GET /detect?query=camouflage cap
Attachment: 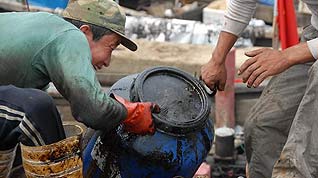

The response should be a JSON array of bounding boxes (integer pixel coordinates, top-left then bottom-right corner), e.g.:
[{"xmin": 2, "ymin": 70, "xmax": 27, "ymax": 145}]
[{"xmin": 63, "ymin": 0, "xmax": 137, "ymax": 51}]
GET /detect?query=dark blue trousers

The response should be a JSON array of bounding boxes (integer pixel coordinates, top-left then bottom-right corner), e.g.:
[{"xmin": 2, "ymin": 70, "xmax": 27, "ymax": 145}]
[{"xmin": 0, "ymin": 85, "xmax": 65, "ymax": 150}]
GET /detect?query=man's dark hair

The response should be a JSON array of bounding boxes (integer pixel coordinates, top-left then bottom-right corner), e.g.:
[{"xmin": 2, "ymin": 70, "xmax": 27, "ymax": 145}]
[{"xmin": 64, "ymin": 18, "xmax": 114, "ymax": 41}]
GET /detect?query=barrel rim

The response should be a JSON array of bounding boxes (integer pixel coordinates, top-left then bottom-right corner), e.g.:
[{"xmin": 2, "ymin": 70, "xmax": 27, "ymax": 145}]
[{"xmin": 131, "ymin": 66, "xmax": 211, "ymax": 135}]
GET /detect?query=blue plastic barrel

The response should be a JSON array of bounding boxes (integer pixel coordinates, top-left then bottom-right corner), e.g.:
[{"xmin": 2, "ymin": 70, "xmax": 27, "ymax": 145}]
[
  {"xmin": 83, "ymin": 67, "xmax": 215, "ymax": 178},
  {"xmin": 84, "ymin": 121, "xmax": 214, "ymax": 178},
  {"xmin": 28, "ymin": 0, "xmax": 69, "ymax": 9}
]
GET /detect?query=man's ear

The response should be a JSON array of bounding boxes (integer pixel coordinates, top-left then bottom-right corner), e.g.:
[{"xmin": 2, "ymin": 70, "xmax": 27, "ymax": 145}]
[{"xmin": 80, "ymin": 25, "xmax": 93, "ymax": 40}]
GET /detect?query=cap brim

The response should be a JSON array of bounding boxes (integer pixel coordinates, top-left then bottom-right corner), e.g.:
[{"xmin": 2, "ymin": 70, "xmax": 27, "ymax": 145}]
[
  {"xmin": 120, "ymin": 35, "xmax": 138, "ymax": 51},
  {"xmin": 113, "ymin": 30, "xmax": 137, "ymax": 51}
]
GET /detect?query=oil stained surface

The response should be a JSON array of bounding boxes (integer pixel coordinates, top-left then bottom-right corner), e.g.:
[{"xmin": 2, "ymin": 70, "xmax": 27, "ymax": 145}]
[{"xmin": 142, "ymin": 73, "xmax": 202, "ymax": 123}]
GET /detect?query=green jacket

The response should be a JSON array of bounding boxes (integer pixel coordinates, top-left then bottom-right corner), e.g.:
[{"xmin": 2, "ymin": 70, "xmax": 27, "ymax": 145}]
[{"xmin": 0, "ymin": 12, "xmax": 127, "ymax": 130}]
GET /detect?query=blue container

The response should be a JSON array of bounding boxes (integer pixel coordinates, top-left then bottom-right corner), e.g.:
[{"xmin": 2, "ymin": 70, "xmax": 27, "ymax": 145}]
[
  {"xmin": 28, "ymin": 0, "xmax": 69, "ymax": 9},
  {"xmin": 258, "ymin": 0, "xmax": 274, "ymax": 6},
  {"xmin": 83, "ymin": 67, "xmax": 215, "ymax": 178}
]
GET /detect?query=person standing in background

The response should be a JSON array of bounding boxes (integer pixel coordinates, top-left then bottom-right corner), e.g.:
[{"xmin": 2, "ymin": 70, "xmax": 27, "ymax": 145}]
[{"xmin": 201, "ymin": 0, "xmax": 318, "ymax": 177}]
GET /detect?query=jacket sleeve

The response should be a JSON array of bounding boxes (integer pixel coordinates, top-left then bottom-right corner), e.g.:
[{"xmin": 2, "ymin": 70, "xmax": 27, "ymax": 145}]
[
  {"xmin": 35, "ymin": 30, "xmax": 127, "ymax": 131},
  {"xmin": 223, "ymin": 0, "xmax": 258, "ymax": 36},
  {"xmin": 307, "ymin": 38, "xmax": 318, "ymax": 60}
]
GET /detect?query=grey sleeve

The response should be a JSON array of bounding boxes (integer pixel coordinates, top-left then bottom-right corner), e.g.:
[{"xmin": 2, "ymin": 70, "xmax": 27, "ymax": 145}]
[
  {"xmin": 307, "ymin": 38, "xmax": 318, "ymax": 59},
  {"xmin": 222, "ymin": 0, "xmax": 258, "ymax": 36}
]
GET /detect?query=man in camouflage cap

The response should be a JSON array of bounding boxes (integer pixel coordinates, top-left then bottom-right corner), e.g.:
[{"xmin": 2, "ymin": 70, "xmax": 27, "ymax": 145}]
[
  {"xmin": 0, "ymin": 0, "xmax": 157, "ymax": 176},
  {"xmin": 63, "ymin": 0, "xmax": 137, "ymax": 51}
]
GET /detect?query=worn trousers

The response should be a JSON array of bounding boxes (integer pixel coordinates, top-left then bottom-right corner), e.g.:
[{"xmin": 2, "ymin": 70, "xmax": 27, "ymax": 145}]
[
  {"xmin": 0, "ymin": 85, "xmax": 65, "ymax": 151},
  {"xmin": 244, "ymin": 25, "xmax": 318, "ymax": 178}
]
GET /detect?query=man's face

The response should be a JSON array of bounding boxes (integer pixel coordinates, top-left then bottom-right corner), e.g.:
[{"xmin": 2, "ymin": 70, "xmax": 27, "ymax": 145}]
[{"xmin": 86, "ymin": 32, "xmax": 121, "ymax": 70}]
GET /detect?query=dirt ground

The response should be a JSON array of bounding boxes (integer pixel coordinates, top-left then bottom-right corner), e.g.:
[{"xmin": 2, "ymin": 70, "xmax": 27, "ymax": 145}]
[{"xmin": 98, "ymin": 39, "xmax": 260, "ymax": 80}]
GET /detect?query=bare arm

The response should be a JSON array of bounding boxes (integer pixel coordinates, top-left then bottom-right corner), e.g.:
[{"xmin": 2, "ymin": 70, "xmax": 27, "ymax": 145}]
[
  {"xmin": 238, "ymin": 42, "xmax": 315, "ymax": 88},
  {"xmin": 212, "ymin": 31, "xmax": 238, "ymax": 64},
  {"xmin": 201, "ymin": 0, "xmax": 258, "ymax": 90},
  {"xmin": 201, "ymin": 31, "xmax": 237, "ymax": 90}
]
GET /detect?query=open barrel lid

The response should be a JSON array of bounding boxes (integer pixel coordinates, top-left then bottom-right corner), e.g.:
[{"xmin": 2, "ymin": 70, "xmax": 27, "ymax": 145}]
[{"xmin": 131, "ymin": 66, "xmax": 211, "ymax": 135}]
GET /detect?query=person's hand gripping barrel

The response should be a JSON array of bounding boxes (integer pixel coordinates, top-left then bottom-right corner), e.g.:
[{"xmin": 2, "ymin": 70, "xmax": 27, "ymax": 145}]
[{"xmin": 111, "ymin": 94, "xmax": 160, "ymax": 135}]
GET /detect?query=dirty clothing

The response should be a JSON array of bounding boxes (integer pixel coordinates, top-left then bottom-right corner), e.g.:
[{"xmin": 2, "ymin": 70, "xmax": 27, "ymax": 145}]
[
  {"xmin": 271, "ymin": 25, "xmax": 318, "ymax": 178},
  {"xmin": 244, "ymin": 25, "xmax": 318, "ymax": 178},
  {"xmin": 0, "ymin": 12, "xmax": 126, "ymax": 131},
  {"xmin": 0, "ymin": 85, "xmax": 65, "ymax": 150}
]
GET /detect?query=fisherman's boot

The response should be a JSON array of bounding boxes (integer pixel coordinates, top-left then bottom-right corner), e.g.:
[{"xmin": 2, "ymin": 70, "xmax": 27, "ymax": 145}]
[
  {"xmin": 20, "ymin": 124, "xmax": 83, "ymax": 178},
  {"xmin": 0, "ymin": 145, "xmax": 17, "ymax": 178}
]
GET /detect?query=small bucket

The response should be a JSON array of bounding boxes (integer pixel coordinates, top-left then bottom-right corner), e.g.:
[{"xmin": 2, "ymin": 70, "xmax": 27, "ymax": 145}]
[
  {"xmin": 0, "ymin": 145, "xmax": 17, "ymax": 178},
  {"xmin": 21, "ymin": 124, "xmax": 83, "ymax": 178},
  {"xmin": 215, "ymin": 127, "xmax": 235, "ymax": 158}
]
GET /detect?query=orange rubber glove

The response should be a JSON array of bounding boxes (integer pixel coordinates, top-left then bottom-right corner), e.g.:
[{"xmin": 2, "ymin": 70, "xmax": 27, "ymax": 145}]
[{"xmin": 112, "ymin": 94, "xmax": 160, "ymax": 135}]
